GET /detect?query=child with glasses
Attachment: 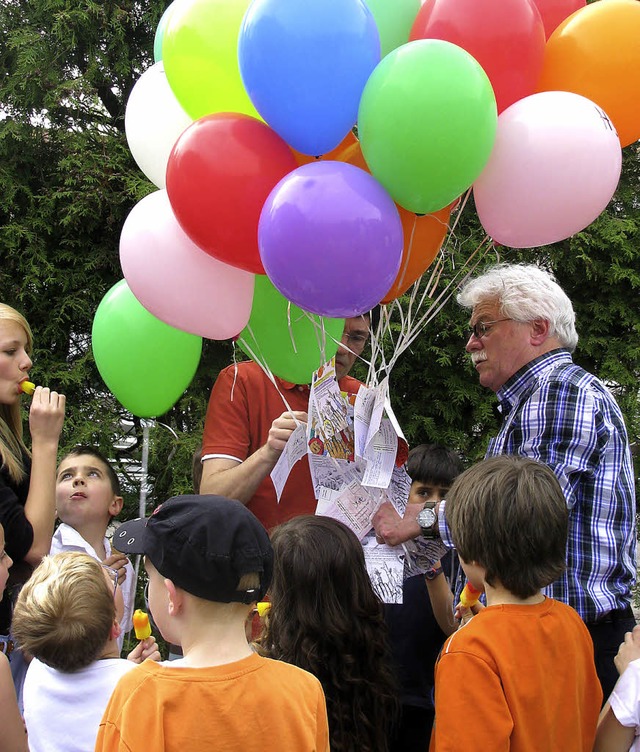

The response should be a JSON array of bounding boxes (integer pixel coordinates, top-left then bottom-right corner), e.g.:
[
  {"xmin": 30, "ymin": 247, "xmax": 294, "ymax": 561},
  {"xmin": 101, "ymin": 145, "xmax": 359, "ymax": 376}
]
[
  {"xmin": 11, "ymin": 552, "xmax": 160, "ymax": 752},
  {"xmin": 52, "ymin": 447, "xmax": 136, "ymax": 646}
]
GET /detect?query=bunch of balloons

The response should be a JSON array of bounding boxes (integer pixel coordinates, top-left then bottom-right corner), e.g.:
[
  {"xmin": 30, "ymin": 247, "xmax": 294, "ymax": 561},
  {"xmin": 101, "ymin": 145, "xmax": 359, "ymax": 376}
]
[{"xmin": 92, "ymin": 0, "xmax": 640, "ymax": 417}]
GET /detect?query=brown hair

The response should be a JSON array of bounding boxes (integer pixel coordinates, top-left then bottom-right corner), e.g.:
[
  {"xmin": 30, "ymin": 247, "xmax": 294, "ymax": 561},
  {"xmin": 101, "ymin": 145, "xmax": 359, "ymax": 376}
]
[
  {"xmin": 261, "ymin": 515, "xmax": 399, "ymax": 752},
  {"xmin": 12, "ymin": 552, "xmax": 115, "ymax": 672},
  {"xmin": 445, "ymin": 455, "xmax": 568, "ymax": 599}
]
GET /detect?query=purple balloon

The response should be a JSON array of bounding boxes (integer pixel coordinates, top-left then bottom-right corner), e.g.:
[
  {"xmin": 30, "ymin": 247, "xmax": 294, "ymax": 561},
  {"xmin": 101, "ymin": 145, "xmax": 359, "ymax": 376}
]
[{"xmin": 259, "ymin": 161, "xmax": 403, "ymax": 317}]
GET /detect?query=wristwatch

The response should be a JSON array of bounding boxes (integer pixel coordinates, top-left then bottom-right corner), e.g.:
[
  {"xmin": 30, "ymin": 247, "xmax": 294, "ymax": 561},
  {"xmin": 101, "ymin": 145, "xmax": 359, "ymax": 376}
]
[
  {"xmin": 425, "ymin": 565, "xmax": 443, "ymax": 581},
  {"xmin": 416, "ymin": 501, "xmax": 440, "ymax": 539}
]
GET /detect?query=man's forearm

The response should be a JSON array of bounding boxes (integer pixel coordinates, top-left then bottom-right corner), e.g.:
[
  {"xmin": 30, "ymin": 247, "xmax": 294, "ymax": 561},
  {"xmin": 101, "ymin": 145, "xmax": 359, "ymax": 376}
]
[{"xmin": 199, "ymin": 445, "xmax": 279, "ymax": 504}]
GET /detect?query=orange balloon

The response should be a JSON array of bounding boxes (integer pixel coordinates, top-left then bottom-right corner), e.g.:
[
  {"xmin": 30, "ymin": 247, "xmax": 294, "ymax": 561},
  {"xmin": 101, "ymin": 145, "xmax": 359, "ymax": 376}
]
[
  {"xmin": 537, "ymin": 0, "xmax": 640, "ymax": 148},
  {"xmin": 291, "ymin": 131, "xmax": 358, "ymax": 166},
  {"xmin": 337, "ymin": 141, "xmax": 452, "ymax": 303},
  {"xmin": 381, "ymin": 206, "xmax": 451, "ymax": 303}
]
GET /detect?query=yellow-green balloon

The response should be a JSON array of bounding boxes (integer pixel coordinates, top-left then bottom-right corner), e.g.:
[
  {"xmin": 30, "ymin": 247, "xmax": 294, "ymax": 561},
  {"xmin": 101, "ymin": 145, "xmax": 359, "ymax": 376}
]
[
  {"xmin": 238, "ymin": 275, "xmax": 344, "ymax": 384},
  {"xmin": 92, "ymin": 280, "xmax": 202, "ymax": 418},
  {"xmin": 162, "ymin": 0, "xmax": 259, "ymax": 120},
  {"xmin": 358, "ymin": 39, "xmax": 498, "ymax": 214},
  {"xmin": 364, "ymin": 0, "xmax": 420, "ymax": 58}
]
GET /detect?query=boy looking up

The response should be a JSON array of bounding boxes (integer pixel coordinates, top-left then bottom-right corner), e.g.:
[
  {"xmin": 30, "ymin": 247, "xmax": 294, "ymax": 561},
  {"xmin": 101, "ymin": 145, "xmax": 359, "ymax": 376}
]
[
  {"xmin": 430, "ymin": 455, "xmax": 602, "ymax": 751},
  {"xmin": 11, "ymin": 552, "xmax": 159, "ymax": 752},
  {"xmin": 96, "ymin": 495, "xmax": 330, "ymax": 751},
  {"xmin": 52, "ymin": 447, "xmax": 135, "ymax": 639}
]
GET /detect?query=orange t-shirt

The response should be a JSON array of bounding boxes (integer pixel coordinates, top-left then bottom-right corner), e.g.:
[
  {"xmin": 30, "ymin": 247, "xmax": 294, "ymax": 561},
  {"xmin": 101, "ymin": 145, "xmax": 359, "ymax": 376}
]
[
  {"xmin": 202, "ymin": 361, "xmax": 362, "ymax": 531},
  {"xmin": 96, "ymin": 653, "xmax": 329, "ymax": 751},
  {"xmin": 430, "ymin": 597, "xmax": 602, "ymax": 751}
]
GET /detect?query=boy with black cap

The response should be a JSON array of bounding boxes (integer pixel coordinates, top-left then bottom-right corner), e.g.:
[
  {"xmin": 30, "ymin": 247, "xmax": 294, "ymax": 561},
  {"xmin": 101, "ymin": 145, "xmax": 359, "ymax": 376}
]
[{"xmin": 95, "ymin": 495, "xmax": 330, "ymax": 752}]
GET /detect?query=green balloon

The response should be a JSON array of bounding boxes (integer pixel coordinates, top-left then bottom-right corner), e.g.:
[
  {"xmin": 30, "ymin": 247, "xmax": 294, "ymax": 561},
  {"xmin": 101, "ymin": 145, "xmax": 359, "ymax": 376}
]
[
  {"xmin": 162, "ymin": 0, "xmax": 259, "ymax": 120},
  {"xmin": 154, "ymin": 2, "xmax": 176, "ymax": 63},
  {"xmin": 238, "ymin": 276, "xmax": 345, "ymax": 385},
  {"xmin": 364, "ymin": 0, "xmax": 420, "ymax": 58},
  {"xmin": 358, "ymin": 39, "xmax": 498, "ymax": 214},
  {"xmin": 92, "ymin": 281, "xmax": 202, "ymax": 418}
]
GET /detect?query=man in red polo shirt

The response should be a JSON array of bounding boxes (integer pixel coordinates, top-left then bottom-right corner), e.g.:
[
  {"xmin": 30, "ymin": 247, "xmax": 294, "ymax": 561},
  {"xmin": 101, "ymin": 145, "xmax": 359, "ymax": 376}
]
[{"xmin": 200, "ymin": 316, "xmax": 369, "ymax": 531}]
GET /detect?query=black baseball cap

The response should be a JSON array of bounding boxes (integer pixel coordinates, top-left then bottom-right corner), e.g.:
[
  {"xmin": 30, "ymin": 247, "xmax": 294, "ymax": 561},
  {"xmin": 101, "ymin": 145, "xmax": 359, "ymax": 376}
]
[{"xmin": 113, "ymin": 495, "xmax": 273, "ymax": 604}]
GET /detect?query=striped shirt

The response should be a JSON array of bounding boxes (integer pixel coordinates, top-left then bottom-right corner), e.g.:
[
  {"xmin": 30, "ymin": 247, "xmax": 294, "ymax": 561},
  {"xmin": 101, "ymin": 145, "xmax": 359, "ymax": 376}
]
[{"xmin": 441, "ymin": 349, "xmax": 636, "ymax": 622}]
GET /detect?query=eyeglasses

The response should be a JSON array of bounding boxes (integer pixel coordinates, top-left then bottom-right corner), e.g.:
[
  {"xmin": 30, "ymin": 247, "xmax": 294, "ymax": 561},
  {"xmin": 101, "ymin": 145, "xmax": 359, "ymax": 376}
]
[
  {"xmin": 341, "ymin": 332, "xmax": 369, "ymax": 352},
  {"xmin": 102, "ymin": 564, "xmax": 119, "ymax": 598},
  {"xmin": 468, "ymin": 318, "xmax": 513, "ymax": 339}
]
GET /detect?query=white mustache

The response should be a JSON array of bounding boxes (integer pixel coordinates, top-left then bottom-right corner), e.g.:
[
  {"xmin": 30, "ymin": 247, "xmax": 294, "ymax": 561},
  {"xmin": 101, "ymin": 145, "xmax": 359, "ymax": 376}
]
[{"xmin": 471, "ymin": 353, "xmax": 487, "ymax": 366}]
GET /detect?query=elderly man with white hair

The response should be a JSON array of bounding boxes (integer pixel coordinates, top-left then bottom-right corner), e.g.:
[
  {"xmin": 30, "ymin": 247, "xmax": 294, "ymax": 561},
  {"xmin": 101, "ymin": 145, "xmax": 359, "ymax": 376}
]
[{"xmin": 374, "ymin": 263, "xmax": 636, "ymax": 701}]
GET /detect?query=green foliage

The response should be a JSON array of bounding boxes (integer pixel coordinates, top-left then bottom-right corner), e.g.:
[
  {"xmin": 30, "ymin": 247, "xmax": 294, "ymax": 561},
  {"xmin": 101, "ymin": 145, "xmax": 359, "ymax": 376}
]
[{"xmin": 0, "ymin": 1, "xmax": 229, "ymax": 527}]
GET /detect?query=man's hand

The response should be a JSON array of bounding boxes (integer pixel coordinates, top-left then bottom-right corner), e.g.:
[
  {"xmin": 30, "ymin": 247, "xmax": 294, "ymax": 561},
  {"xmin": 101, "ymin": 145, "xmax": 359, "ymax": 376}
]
[
  {"xmin": 615, "ymin": 623, "xmax": 640, "ymax": 676},
  {"xmin": 372, "ymin": 501, "xmax": 421, "ymax": 546},
  {"xmin": 265, "ymin": 410, "xmax": 307, "ymax": 458}
]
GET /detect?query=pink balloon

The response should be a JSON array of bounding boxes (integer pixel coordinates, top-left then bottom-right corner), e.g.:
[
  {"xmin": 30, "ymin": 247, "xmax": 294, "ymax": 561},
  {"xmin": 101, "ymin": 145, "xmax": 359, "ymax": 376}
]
[
  {"xmin": 120, "ymin": 191, "xmax": 255, "ymax": 339},
  {"xmin": 473, "ymin": 91, "xmax": 621, "ymax": 249},
  {"xmin": 532, "ymin": 0, "xmax": 585, "ymax": 38}
]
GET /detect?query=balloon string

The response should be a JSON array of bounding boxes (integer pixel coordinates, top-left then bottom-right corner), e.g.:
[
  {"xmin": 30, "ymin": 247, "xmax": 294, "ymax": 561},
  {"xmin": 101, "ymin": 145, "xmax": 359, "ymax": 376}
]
[
  {"xmin": 370, "ymin": 232, "xmax": 493, "ymax": 383},
  {"xmin": 286, "ymin": 302, "xmax": 298, "ymax": 354},
  {"xmin": 237, "ymin": 326, "xmax": 299, "ymax": 421},
  {"xmin": 396, "ymin": 213, "xmax": 418, "ymax": 291}
]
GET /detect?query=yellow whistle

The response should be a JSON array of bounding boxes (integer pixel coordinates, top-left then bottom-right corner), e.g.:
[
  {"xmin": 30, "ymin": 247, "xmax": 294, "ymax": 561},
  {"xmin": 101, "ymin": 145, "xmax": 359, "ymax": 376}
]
[
  {"xmin": 132, "ymin": 609, "xmax": 152, "ymax": 640},
  {"xmin": 19, "ymin": 381, "xmax": 36, "ymax": 396},
  {"xmin": 256, "ymin": 602, "xmax": 271, "ymax": 617}
]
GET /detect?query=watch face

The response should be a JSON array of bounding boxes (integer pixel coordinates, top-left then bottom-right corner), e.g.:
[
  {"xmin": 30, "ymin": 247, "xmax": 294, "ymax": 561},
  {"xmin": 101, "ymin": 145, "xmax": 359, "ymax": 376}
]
[{"xmin": 417, "ymin": 507, "xmax": 437, "ymax": 529}]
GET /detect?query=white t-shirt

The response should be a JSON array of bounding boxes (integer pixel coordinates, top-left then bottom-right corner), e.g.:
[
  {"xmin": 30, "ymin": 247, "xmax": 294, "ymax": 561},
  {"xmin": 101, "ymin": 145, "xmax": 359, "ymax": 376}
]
[
  {"xmin": 23, "ymin": 657, "xmax": 136, "ymax": 752},
  {"xmin": 50, "ymin": 523, "xmax": 136, "ymax": 640},
  {"xmin": 610, "ymin": 658, "xmax": 640, "ymax": 751}
]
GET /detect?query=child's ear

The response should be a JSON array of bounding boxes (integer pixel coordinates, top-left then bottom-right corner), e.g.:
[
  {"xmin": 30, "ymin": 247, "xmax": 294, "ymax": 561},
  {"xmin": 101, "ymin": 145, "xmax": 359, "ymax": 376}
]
[
  {"xmin": 165, "ymin": 579, "xmax": 183, "ymax": 616},
  {"xmin": 109, "ymin": 495, "xmax": 124, "ymax": 517},
  {"xmin": 110, "ymin": 620, "xmax": 122, "ymax": 641}
]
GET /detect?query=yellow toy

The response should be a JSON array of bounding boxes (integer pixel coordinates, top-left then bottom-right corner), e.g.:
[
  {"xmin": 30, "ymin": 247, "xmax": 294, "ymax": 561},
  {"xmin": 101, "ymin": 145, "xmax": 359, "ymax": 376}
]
[
  {"xmin": 133, "ymin": 609, "xmax": 152, "ymax": 640},
  {"xmin": 19, "ymin": 381, "xmax": 36, "ymax": 396},
  {"xmin": 459, "ymin": 582, "xmax": 483, "ymax": 609}
]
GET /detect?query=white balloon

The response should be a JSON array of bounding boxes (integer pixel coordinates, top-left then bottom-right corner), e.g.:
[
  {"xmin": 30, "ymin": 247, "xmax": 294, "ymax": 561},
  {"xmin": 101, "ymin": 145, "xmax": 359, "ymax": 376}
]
[
  {"xmin": 120, "ymin": 190, "xmax": 255, "ymax": 340},
  {"xmin": 125, "ymin": 62, "xmax": 193, "ymax": 188}
]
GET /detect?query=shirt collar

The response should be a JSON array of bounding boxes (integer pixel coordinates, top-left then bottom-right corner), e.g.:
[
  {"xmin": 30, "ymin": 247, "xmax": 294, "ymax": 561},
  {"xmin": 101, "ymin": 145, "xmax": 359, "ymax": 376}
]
[
  {"xmin": 496, "ymin": 349, "xmax": 572, "ymax": 408},
  {"xmin": 277, "ymin": 377, "xmax": 310, "ymax": 393}
]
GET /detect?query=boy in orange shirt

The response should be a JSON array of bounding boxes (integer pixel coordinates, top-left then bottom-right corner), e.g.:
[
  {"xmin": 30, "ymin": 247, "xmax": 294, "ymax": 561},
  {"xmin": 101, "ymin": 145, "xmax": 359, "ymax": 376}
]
[
  {"xmin": 96, "ymin": 495, "xmax": 329, "ymax": 752},
  {"xmin": 431, "ymin": 455, "xmax": 602, "ymax": 751}
]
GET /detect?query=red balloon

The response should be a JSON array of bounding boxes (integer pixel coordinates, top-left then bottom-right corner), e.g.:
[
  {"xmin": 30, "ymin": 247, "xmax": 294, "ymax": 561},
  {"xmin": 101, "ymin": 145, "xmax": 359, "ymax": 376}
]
[
  {"xmin": 410, "ymin": 0, "xmax": 546, "ymax": 113},
  {"xmin": 532, "ymin": 0, "xmax": 585, "ymax": 39},
  {"xmin": 166, "ymin": 113, "xmax": 298, "ymax": 274}
]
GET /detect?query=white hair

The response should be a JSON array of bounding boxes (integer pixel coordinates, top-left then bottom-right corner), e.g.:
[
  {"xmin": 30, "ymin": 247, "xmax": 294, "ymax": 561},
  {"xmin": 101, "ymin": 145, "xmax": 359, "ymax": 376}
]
[{"xmin": 457, "ymin": 263, "xmax": 578, "ymax": 352}]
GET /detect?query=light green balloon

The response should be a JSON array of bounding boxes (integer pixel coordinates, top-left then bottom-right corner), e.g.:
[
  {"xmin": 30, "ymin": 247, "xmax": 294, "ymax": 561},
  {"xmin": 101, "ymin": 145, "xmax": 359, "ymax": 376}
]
[
  {"xmin": 162, "ymin": 0, "xmax": 259, "ymax": 120},
  {"xmin": 92, "ymin": 280, "xmax": 202, "ymax": 418},
  {"xmin": 364, "ymin": 0, "xmax": 420, "ymax": 58},
  {"xmin": 238, "ymin": 276, "xmax": 345, "ymax": 385},
  {"xmin": 358, "ymin": 39, "xmax": 498, "ymax": 214}
]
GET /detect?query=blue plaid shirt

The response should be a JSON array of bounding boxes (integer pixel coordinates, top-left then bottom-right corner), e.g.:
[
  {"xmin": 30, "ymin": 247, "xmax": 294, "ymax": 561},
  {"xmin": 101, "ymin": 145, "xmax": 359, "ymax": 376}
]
[{"xmin": 441, "ymin": 349, "xmax": 636, "ymax": 622}]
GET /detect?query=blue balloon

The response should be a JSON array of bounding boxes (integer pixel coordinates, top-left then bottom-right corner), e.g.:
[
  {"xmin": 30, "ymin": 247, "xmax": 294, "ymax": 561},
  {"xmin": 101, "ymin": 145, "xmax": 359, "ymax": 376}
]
[
  {"xmin": 154, "ymin": 2, "xmax": 176, "ymax": 63},
  {"xmin": 239, "ymin": 0, "xmax": 380, "ymax": 156}
]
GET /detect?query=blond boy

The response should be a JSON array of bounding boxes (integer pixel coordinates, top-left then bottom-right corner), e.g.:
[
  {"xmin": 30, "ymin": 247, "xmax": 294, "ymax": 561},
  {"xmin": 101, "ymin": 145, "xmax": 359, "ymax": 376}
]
[{"xmin": 12, "ymin": 552, "xmax": 159, "ymax": 752}]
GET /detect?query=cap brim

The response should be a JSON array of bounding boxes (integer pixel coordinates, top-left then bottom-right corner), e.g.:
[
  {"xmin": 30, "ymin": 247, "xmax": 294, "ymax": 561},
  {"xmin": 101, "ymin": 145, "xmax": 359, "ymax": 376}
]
[{"xmin": 112, "ymin": 517, "xmax": 149, "ymax": 556}]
